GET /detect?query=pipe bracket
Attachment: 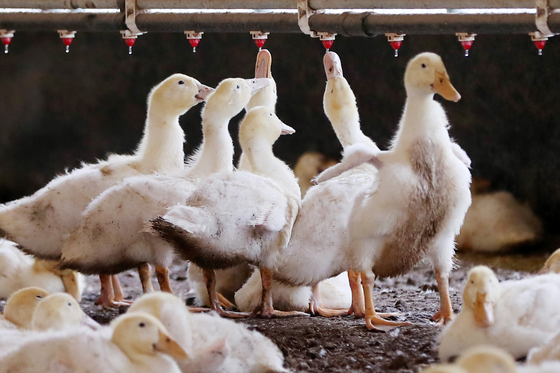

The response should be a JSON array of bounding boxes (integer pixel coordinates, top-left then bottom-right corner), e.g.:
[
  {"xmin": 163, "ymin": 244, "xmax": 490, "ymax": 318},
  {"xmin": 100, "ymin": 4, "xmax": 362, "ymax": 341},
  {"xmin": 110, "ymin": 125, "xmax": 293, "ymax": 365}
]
[{"xmin": 536, "ymin": 0, "xmax": 555, "ymax": 35}]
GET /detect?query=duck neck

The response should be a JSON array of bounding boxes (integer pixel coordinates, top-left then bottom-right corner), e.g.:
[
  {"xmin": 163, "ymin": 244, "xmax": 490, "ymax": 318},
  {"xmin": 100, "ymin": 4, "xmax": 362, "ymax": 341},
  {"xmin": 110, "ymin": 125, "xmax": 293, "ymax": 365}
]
[
  {"xmin": 135, "ymin": 109, "xmax": 185, "ymax": 174},
  {"xmin": 391, "ymin": 93, "xmax": 449, "ymax": 154},
  {"xmin": 187, "ymin": 114, "xmax": 234, "ymax": 179},
  {"xmin": 245, "ymin": 139, "xmax": 300, "ymax": 199}
]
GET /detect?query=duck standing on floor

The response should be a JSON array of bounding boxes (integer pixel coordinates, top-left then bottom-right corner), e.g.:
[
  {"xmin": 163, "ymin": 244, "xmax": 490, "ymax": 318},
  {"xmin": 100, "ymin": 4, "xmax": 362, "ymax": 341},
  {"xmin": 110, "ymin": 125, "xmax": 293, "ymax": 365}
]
[
  {"xmin": 58, "ymin": 77, "xmax": 268, "ymax": 306},
  {"xmin": 0, "ymin": 239, "xmax": 84, "ymax": 301},
  {"xmin": 150, "ymin": 105, "xmax": 299, "ymax": 318},
  {"xmin": 0, "ymin": 74, "xmax": 213, "ymax": 307},
  {"xmin": 280, "ymin": 52, "xmax": 470, "ymax": 330},
  {"xmin": 235, "ymin": 51, "xmax": 378, "ymax": 318},
  {"xmin": 187, "ymin": 50, "xmax": 276, "ymax": 309},
  {"xmin": 438, "ymin": 266, "xmax": 560, "ymax": 361},
  {"xmin": 128, "ymin": 292, "xmax": 289, "ymax": 373},
  {"xmin": 0, "ymin": 312, "xmax": 187, "ymax": 373}
]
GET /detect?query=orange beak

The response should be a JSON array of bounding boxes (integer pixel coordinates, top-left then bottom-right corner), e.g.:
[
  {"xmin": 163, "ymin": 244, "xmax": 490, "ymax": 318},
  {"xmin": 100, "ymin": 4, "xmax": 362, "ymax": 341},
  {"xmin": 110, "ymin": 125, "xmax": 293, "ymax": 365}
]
[
  {"xmin": 433, "ymin": 70, "xmax": 461, "ymax": 102},
  {"xmin": 473, "ymin": 292, "xmax": 494, "ymax": 327}
]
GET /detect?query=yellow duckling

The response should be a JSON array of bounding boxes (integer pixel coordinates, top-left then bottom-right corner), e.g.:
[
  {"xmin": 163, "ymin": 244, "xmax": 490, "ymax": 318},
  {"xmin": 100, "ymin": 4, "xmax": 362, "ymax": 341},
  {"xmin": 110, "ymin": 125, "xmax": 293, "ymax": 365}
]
[
  {"xmin": 439, "ymin": 266, "xmax": 560, "ymax": 361},
  {"xmin": 0, "ymin": 312, "xmax": 187, "ymax": 373},
  {"xmin": 1, "ymin": 287, "xmax": 50, "ymax": 329}
]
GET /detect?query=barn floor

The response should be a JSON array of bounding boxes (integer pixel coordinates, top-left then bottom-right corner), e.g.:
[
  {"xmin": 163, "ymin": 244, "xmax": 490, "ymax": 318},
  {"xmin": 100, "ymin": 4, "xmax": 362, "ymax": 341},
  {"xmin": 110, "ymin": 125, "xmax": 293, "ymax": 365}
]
[{"xmin": 70, "ymin": 248, "xmax": 551, "ymax": 373}]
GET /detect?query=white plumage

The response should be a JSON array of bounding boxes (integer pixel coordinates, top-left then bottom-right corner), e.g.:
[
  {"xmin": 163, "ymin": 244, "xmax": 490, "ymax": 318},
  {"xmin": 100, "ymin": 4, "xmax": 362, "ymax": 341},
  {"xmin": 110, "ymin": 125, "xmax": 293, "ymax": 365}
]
[
  {"xmin": 439, "ymin": 266, "xmax": 560, "ymax": 361},
  {"xmin": 128, "ymin": 292, "xmax": 288, "ymax": 373},
  {"xmin": 0, "ymin": 239, "xmax": 84, "ymax": 301},
  {"xmin": 58, "ymin": 77, "xmax": 268, "ymax": 302},
  {"xmin": 0, "ymin": 312, "xmax": 185, "ymax": 373}
]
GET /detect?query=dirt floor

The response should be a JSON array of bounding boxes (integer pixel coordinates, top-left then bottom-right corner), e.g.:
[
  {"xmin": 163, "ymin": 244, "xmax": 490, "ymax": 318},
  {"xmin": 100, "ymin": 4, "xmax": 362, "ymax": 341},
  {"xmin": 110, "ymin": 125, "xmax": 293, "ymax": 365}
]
[
  {"xmin": 71, "ymin": 249, "xmax": 549, "ymax": 373},
  {"xmin": 1, "ymin": 250, "xmax": 548, "ymax": 373}
]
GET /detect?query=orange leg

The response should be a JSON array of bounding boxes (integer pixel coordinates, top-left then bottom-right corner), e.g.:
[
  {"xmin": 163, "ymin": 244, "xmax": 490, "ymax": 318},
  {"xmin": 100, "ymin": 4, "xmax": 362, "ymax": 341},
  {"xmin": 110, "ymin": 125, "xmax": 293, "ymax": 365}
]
[
  {"xmin": 95, "ymin": 274, "xmax": 130, "ymax": 308},
  {"xmin": 138, "ymin": 263, "xmax": 154, "ymax": 293},
  {"xmin": 348, "ymin": 270, "xmax": 365, "ymax": 317},
  {"xmin": 432, "ymin": 269, "xmax": 453, "ymax": 325},
  {"xmin": 309, "ymin": 282, "xmax": 349, "ymax": 317},
  {"xmin": 203, "ymin": 269, "xmax": 249, "ymax": 318},
  {"xmin": 362, "ymin": 270, "xmax": 410, "ymax": 331},
  {"xmin": 155, "ymin": 266, "xmax": 174, "ymax": 293},
  {"xmin": 252, "ymin": 267, "xmax": 308, "ymax": 318},
  {"xmin": 111, "ymin": 275, "xmax": 132, "ymax": 304}
]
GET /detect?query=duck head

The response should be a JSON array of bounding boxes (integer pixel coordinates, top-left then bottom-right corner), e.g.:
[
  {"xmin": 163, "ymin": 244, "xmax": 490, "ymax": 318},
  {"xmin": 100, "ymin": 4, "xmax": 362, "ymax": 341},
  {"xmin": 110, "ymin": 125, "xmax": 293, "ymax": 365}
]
[
  {"xmin": 323, "ymin": 51, "xmax": 358, "ymax": 120},
  {"xmin": 539, "ymin": 248, "xmax": 560, "ymax": 274},
  {"xmin": 202, "ymin": 77, "xmax": 270, "ymax": 121},
  {"xmin": 111, "ymin": 312, "xmax": 188, "ymax": 362},
  {"xmin": 128, "ymin": 291, "xmax": 187, "ymax": 321},
  {"xmin": 463, "ymin": 266, "xmax": 501, "ymax": 328},
  {"xmin": 404, "ymin": 52, "xmax": 461, "ymax": 102},
  {"xmin": 149, "ymin": 73, "xmax": 214, "ymax": 117},
  {"xmin": 31, "ymin": 293, "xmax": 99, "ymax": 331},
  {"xmin": 3, "ymin": 287, "xmax": 51, "ymax": 328},
  {"xmin": 456, "ymin": 346, "xmax": 517, "ymax": 373},
  {"xmin": 239, "ymin": 106, "xmax": 295, "ymax": 151},
  {"xmin": 421, "ymin": 365, "xmax": 467, "ymax": 373},
  {"xmin": 246, "ymin": 49, "xmax": 277, "ymax": 111}
]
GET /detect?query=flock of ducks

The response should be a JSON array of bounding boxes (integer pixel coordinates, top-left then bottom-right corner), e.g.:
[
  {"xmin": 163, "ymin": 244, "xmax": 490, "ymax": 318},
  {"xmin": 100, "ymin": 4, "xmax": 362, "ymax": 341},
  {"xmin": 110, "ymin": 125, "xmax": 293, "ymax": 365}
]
[{"xmin": 0, "ymin": 47, "xmax": 558, "ymax": 372}]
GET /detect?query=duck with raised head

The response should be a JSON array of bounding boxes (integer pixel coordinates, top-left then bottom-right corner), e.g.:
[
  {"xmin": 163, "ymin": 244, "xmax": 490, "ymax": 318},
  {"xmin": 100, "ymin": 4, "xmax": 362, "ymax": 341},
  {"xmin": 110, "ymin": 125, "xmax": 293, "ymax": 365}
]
[
  {"xmin": 0, "ymin": 312, "xmax": 186, "ymax": 373},
  {"xmin": 188, "ymin": 50, "xmax": 276, "ymax": 309},
  {"xmin": 0, "ymin": 239, "xmax": 84, "ymax": 301},
  {"xmin": 234, "ymin": 51, "xmax": 378, "ymax": 318},
  {"xmin": 150, "ymin": 104, "xmax": 299, "ymax": 318},
  {"xmin": 58, "ymin": 77, "xmax": 268, "ymax": 307},
  {"xmin": 128, "ymin": 292, "xmax": 289, "ymax": 373},
  {"xmin": 278, "ymin": 52, "xmax": 470, "ymax": 331},
  {"xmin": 0, "ymin": 74, "xmax": 213, "ymax": 308},
  {"xmin": 439, "ymin": 266, "xmax": 560, "ymax": 361}
]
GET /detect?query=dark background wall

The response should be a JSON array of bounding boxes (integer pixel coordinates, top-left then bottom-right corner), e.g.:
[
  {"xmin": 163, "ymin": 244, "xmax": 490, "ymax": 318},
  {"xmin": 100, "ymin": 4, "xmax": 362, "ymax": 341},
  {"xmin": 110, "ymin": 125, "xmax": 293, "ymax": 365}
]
[{"xmin": 0, "ymin": 31, "xmax": 559, "ymax": 236}]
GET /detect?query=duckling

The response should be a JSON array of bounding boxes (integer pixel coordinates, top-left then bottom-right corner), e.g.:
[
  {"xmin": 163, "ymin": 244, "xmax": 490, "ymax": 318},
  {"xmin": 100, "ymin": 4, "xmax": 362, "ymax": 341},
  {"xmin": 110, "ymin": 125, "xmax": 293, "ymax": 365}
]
[
  {"xmin": 58, "ymin": 78, "xmax": 269, "ymax": 307},
  {"xmin": 30, "ymin": 293, "xmax": 99, "ymax": 331},
  {"xmin": 293, "ymin": 151, "xmax": 338, "ymax": 197},
  {"xmin": 0, "ymin": 74, "xmax": 213, "ymax": 307},
  {"xmin": 538, "ymin": 248, "xmax": 560, "ymax": 274},
  {"xmin": 0, "ymin": 238, "xmax": 84, "ymax": 301},
  {"xmin": 1, "ymin": 287, "xmax": 51, "ymax": 329},
  {"xmin": 150, "ymin": 105, "xmax": 299, "ymax": 318},
  {"xmin": 456, "ymin": 178, "xmax": 543, "ymax": 252},
  {"xmin": 0, "ymin": 312, "xmax": 186, "ymax": 373},
  {"xmin": 439, "ymin": 266, "xmax": 560, "ymax": 362},
  {"xmin": 128, "ymin": 292, "xmax": 289, "ymax": 373},
  {"xmin": 314, "ymin": 52, "xmax": 470, "ymax": 329},
  {"xmin": 188, "ymin": 49, "xmax": 276, "ymax": 309}
]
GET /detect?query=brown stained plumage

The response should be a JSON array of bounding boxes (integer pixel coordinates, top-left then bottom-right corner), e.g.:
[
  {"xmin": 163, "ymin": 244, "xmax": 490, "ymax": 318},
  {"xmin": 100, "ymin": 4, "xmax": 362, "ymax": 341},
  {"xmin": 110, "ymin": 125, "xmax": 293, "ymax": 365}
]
[
  {"xmin": 60, "ymin": 258, "xmax": 146, "ymax": 275},
  {"xmin": 150, "ymin": 217, "xmax": 248, "ymax": 270},
  {"xmin": 18, "ymin": 244, "xmax": 62, "ymax": 261},
  {"xmin": 99, "ymin": 165, "xmax": 113, "ymax": 176},
  {"xmin": 30, "ymin": 202, "xmax": 53, "ymax": 223},
  {"xmin": 372, "ymin": 139, "xmax": 452, "ymax": 279}
]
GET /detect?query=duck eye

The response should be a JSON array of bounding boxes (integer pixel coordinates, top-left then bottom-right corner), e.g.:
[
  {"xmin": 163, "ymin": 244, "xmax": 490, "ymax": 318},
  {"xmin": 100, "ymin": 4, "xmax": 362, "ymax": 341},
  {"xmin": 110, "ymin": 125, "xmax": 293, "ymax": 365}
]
[
  {"xmin": 36, "ymin": 295, "xmax": 42, "ymax": 299},
  {"xmin": 178, "ymin": 81, "xmax": 185, "ymax": 85},
  {"xmin": 139, "ymin": 322, "xmax": 145, "ymax": 328},
  {"xmin": 236, "ymin": 85, "xmax": 240, "ymax": 89},
  {"xmin": 439, "ymin": 78, "xmax": 444, "ymax": 83},
  {"xmin": 421, "ymin": 63, "xmax": 427, "ymax": 68},
  {"xmin": 68, "ymin": 302, "xmax": 72, "ymax": 306},
  {"xmin": 269, "ymin": 113, "xmax": 273, "ymax": 117},
  {"xmin": 470, "ymin": 280, "xmax": 474, "ymax": 284}
]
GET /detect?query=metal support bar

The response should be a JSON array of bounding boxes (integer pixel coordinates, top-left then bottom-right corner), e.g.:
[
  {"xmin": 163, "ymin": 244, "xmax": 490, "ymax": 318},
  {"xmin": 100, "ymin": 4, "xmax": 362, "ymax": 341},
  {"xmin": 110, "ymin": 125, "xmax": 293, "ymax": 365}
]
[
  {"xmin": 0, "ymin": 0, "xmax": 120, "ymax": 9},
  {"xmin": 308, "ymin": 0, "xmax": 560, "ymax": 9},
  {"xmin": 0, "ymin": 13, "xmax": 124, "ymax": 31}
]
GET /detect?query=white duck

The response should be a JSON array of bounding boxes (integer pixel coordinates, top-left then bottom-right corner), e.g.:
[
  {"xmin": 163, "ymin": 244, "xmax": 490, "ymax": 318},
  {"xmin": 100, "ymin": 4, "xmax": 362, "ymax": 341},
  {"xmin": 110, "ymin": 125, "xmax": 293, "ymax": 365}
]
[
  {"xmin": 456, "ymin": 178, "xmax": 543, "ymax": 252},
  {"xmin": 0, "ymin": 238, "xmax": 84, "ymax": 301},
  {"xmin": 426, "ymin": 345, "xmax": 560, "ymax": 373},
  {"xmin": 150, "ymin": 105, "xmax": 299, "ymax": 317},
  {"xmin": 187, "ymin": 49, "xmax": 276, "ymax": 309},
  {"xmin": 0, "ymin": 312, "xmax": 187, "ymax": 373},
  {"xmin": 233, "ymin": 51, "xmax": 371, "ymax": 317},
  {"xmin": 528, "ymin": 329, "xmax": 560, "ymax": 366},
  {"xmin": 438, "ymin": 266, "xmax": 560, "ymax": 361},
  {"xmin": 0, "ymin": 74, "xmax": 213, "ymax": 307},
  {"xmin": 314, "ymin": 52, "xmax": 470, "ymax": 329},
  {"xmin": 58, "ymin": 77, "xmax": 268, "ymax": 307},
  {"xmin": 128, "ymin": 292, "xmax": 289, "ymax": 373}
]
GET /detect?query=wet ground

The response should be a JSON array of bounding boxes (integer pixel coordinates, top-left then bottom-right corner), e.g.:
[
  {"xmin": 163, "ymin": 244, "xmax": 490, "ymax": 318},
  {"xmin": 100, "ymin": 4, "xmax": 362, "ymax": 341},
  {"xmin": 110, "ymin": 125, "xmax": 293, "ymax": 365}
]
[{"xmin": 65, "ymin": 247, "xmax": 551, "ymax": 373}]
